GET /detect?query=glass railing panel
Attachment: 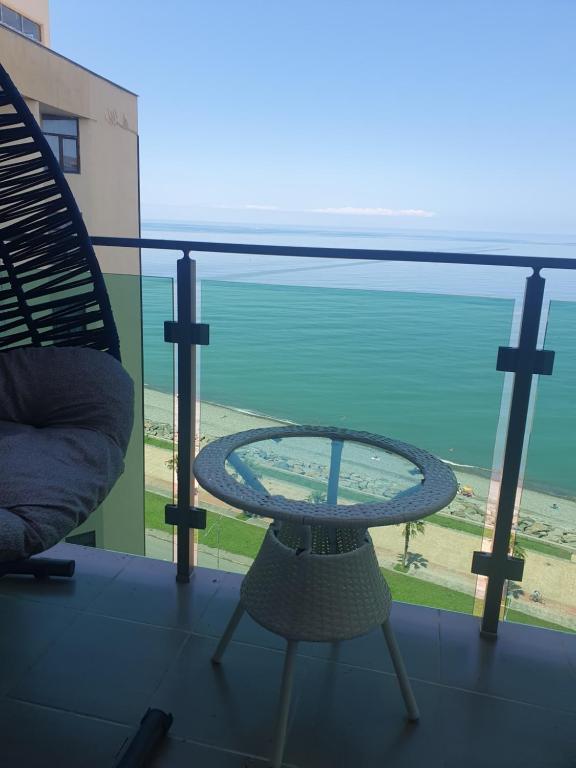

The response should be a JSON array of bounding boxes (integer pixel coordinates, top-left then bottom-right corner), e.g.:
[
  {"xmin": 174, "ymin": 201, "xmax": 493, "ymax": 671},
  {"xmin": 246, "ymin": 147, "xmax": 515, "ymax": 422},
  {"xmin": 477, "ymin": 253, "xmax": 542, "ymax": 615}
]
[
  {"xmin": 505, "ymin": 296, "xmax": 576, "ymax": 633},
  {"xmin": 197, "ymin": 272, "xmax": 518, "ymax": 612},
  {"xmin": 64, "ymin": 273, "xmax": 176, "ymax": 561},
  {"xmin": 63, "ymin": 273, "xmax": 146, "ymax": 556},
  {"xmin": 142, "ymin": 275, "xmax": 176, "ymax": 561}
]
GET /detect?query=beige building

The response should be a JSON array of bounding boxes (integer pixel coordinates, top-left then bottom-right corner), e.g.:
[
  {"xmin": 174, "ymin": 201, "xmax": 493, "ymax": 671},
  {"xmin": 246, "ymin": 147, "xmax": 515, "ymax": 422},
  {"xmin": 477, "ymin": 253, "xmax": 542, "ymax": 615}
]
[{"xmin": 0, "ymin": 0, "xmax": 145, "ymax": 555}]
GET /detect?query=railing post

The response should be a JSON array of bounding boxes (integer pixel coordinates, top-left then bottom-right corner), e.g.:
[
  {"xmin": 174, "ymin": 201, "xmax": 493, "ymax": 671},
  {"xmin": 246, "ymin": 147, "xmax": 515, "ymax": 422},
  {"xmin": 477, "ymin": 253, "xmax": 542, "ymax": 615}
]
[
  {"xmin": 163, "ymin": 251, "xmax": 209, "ymax": 583},
  {"xmin": 472, "ymin": 269, "xmax": 554, "ymax": 636}
]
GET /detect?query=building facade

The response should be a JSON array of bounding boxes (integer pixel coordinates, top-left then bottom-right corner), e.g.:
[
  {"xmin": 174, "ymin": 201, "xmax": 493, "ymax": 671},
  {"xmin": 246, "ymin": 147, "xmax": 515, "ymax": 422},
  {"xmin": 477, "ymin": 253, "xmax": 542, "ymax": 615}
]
[{"xmin": 0, "ymin": 0, "xmax": 145, "ymax": 555}]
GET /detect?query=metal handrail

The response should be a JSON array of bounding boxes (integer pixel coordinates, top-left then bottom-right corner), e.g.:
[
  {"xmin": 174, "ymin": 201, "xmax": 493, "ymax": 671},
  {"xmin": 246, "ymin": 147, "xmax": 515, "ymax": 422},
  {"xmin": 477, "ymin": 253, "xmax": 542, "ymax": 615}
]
[
  {"xmin": 92, "ymin": 235, "xmax": 576, "ymax": 271},
  {"xmin": 93, "ymin": 233, "xmax": 576, "ymax": 635}
]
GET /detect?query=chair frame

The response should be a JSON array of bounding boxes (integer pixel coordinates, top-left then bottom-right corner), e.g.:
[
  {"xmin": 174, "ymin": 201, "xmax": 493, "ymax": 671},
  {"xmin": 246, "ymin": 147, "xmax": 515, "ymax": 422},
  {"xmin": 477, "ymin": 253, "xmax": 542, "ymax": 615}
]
[
  {"xmin": 0, "ymin": 62, "xmax": 120, "ymax": 358},
  {"xmin": 0, "ymin": 62, "xmax": 121, "ymax": 578}
]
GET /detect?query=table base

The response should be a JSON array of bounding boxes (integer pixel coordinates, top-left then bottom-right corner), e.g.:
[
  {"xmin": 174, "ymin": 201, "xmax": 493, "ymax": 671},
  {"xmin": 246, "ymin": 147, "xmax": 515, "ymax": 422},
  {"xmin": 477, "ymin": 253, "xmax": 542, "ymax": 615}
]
[{"xmin": 211, "ymin": 524, "xmax": 420, "ymax": 767}]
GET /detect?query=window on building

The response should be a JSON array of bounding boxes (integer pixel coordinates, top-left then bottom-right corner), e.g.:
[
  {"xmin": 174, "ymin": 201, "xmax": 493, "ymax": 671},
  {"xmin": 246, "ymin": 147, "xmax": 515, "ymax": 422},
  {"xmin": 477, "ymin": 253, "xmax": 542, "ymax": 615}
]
[
  {"xmin": 41, "ymin": 116, "xmax": 80, "ymax": 174},
  {"xmin": 0, "ymin": 3, "xmax": 41, "ymax": 41}
]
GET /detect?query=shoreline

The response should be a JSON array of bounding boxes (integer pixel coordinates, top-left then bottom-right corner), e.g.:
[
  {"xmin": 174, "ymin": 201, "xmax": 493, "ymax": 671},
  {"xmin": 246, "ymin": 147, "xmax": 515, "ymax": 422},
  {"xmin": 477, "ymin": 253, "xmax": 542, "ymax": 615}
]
[
  {"xmin": 144, "ymin": 387, "xmax": 576, "ymax": 498},
  {"xmin": 143, "ymin": 386, "xmax": 576, "ymax": 545}
]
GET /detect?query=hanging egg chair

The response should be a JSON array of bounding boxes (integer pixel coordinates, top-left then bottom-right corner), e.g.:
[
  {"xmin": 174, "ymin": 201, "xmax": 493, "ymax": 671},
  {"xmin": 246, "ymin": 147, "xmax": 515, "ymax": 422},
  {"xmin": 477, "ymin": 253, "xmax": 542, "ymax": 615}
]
[{"xmin": 0, "ymin": 62, "xmax": 134, "ymax": 569}]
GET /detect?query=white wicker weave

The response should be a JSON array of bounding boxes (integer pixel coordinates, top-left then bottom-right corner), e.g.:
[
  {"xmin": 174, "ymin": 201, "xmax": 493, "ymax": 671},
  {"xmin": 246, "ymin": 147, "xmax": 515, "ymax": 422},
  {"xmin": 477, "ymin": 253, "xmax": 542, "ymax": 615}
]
[
  {"xmin": 193, "ymin": 425, "xmax": 457, "ymax": 526},
  {"xmin": 199, "ymin": 426, "xmax": 456, "ymax": 767},
  {"xmin": 241, "ymin": 524, "xmax": 391, "ymax": 642},
  {"xmin": 212, "ymin": 518, "xmax": 420, "ymax": 768}
]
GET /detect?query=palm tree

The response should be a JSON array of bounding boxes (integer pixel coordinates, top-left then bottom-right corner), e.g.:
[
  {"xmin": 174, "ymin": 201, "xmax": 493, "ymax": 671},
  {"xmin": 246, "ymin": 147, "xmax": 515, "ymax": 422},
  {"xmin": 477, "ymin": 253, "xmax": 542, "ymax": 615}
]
[
  {"xmin": 165, "ymin": 454, "xmax": 178, "ymax": 472},
  {"xmin": 402, "ymin": 520, "xmax": 426, "ymax": 569},
  {"xmin": 512, "ymin": 538, "xmax": 526, "ymax": 561}
]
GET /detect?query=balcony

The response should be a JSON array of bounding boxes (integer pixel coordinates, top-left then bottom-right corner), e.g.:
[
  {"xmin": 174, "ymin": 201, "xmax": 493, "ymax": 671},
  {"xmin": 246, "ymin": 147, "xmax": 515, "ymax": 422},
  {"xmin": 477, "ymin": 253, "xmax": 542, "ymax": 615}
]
[
  {"xmin": 92, "ymin": 234, "xmax": 576, "ymax": 635},
  {"xmin": 2, "ymin": 234, "xmax": 576, "ymax": 765},
  {"xmin": 1, "ymin": 541, "xmax": 575, "ymax": 767}
]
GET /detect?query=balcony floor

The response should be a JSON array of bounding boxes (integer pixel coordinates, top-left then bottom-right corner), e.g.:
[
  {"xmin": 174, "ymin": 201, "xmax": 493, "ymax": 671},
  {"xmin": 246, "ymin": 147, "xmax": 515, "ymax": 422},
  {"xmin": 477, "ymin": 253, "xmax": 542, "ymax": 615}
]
[{"xmin": 0, "ymin": 543, "xmax": 575, "ymax": 767}]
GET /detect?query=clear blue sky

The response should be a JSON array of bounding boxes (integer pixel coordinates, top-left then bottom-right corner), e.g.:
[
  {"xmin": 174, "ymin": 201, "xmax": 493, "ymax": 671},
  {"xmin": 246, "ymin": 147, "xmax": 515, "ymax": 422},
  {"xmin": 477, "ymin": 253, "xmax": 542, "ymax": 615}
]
[{"xmin": 50, "ymin": 0, "xmax": 575, "ymax": 234}]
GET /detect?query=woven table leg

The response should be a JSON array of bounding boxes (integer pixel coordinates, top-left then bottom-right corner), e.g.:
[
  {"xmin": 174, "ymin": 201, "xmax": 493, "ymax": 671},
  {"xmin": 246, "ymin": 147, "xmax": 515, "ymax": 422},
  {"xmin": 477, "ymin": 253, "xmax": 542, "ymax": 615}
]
[
  {"xmin": 211, "ymin": 602, "xmax": 245, "ymax": 664},
  {"xmin": 271, "ymin": 640, "xmax": 298, "ymax": 768},
  {"xmin": 381, "ymin": 619, "xmax": 420, "ymax": 721}
]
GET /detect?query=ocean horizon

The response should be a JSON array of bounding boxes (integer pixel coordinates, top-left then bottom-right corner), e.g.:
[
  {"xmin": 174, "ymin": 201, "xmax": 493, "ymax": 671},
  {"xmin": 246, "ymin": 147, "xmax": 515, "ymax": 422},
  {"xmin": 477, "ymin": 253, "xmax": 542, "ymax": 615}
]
[{"xmin": 141, "ymin": 220, "xmax": 576, "ymax": 499}]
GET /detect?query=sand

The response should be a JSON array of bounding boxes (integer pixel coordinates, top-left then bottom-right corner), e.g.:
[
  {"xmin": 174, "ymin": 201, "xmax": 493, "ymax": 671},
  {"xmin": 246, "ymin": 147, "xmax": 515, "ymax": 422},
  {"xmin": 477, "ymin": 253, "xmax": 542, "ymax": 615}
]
[
  {"xmin": 144, "ymin": 386, "xmax": 576, "ymax": 629},
  {"xmin": 144, "ymin": 386, "xmax": 576, "ymax": 536}
]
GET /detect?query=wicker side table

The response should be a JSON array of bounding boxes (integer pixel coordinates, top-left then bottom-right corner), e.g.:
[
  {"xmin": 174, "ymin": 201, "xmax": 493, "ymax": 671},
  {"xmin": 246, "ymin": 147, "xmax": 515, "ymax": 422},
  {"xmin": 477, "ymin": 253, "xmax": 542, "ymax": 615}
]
[{"xmin": 194, "ymin": 426, "xmax": 457, "ymax": 767}]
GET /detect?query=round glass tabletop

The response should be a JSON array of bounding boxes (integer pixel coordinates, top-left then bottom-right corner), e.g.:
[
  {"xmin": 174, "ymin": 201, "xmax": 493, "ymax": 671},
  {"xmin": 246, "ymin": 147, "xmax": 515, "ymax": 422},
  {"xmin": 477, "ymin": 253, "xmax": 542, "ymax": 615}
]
[
  {"xmin": 226, "ymin": 436, "xmax": 423, "ymax": 505},
  {"xmin": 194, "ymin": 426, "xmax": 457, "ymax": 527}
]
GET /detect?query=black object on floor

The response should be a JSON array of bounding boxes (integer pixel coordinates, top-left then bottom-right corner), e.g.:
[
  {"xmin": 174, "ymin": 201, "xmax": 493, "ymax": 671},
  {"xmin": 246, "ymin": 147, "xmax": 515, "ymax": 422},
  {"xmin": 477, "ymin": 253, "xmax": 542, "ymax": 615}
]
[
  {"xmin": 0, "ymin": 557, "xmax": 75, "ymax": 579},
  {"xmin": 114, "ymin": 709, "xmax": 174, "ymax": 767}
]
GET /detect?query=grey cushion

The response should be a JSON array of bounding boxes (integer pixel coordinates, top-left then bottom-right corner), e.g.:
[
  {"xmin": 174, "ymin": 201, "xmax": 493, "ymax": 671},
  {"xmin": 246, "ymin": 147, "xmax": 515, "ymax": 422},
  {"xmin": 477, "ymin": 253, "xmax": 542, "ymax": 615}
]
[{"xmin": 0, "ymin": 347, "xmax": 134, "ymax": 561}]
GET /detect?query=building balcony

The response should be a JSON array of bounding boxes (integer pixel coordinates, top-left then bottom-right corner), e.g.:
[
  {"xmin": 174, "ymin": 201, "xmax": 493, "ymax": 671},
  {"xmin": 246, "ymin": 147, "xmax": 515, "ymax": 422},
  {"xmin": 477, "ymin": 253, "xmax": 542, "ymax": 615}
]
[
  {"xmin": 90, "ymin": 235, "xmax": 576, "ymax": 638},
  {"xmin": 2, "ymin": 234, "xmax": 575, "ymax": 765},
  {"xmin": 0, "ymin": 541, "xmax": 575, "ymax": 767}
]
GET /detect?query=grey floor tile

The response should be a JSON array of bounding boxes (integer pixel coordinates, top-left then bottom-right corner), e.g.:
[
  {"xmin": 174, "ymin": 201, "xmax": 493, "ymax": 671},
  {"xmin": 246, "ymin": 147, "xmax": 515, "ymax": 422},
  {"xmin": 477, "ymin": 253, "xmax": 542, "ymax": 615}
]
[
  {"xmin": 2, "ymin": 550, "xmax": 574, "ymax": 768},
  {"xmin": 10, "ymin": 612, "xmax": 188, "ymax": 724},
  {"xmin": 0, "ymin": 542, "xmax": 131, "ymax": 609},
  {"xmin": 286, "ymin": 656, "xmax": 443, "ymax": 768},
  {"xmin": 299, "ymin": 601, "xmax": 441, "ymax": 683},
  {"xmin": 150, "ymin": 633, "xmax": 310, "ymax": 760},
  {"xmin": 439, "ymin": 610, "xmax": 576, "ymax": 712},
  {"xmin": 87, "ymin": 555, "xmax": 224, "ymax": 629},
  {"xmin": 150, "ymin": 737, "xmax": 269, "ymax": 767},
  {"xmin": 0, "ymin": 594, "xmax": 79, "ymax": 695},
  {"xmin": 0, "ymin": 698, "xmax": 131, "ymax": 768},
  {"xmin": 198, "ymin": 576, "xmax": 440, "ymax": 685},
  {"xmin": 558, "ymin": 630, "xmax": 576, "ymax": 679},
  {"xmin": 196, "ymin": 572, "xmax": 336, "ymax": 663},
  {"xmin": 440, "ymin": 686, "xmax": 576, "ymax": 768},
  {"xmin": 194, "ymin": 572, "xmax": 287, "ymax": 651}
]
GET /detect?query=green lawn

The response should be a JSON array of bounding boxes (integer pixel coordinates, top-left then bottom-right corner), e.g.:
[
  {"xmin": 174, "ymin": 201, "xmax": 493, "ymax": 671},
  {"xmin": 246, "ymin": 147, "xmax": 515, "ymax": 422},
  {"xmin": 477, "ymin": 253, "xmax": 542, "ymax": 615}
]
[
  {"xmin": 145, "ymin": 490, "xmax": 172, "ymax": 533},
  {"xmin": 201, "ymin": 511, "xmax": 265, "ymax": 560},
  {"xmin": 428, "ymin": 512, "xmax": 572, "ymax": 561},
  {"xmin": 505, "ymin": 609, "xmax": 572, "ymax": 633},
  {"xmin": 511, "ymin": 533, "xmax": 571, "ymax": 560},
  {"xmin": 381, "ymin": 567, "xmax": 474, "ymax": 613},
  {"xmin": 145, "ymin": 435, "xmax": 175, "ymax": 450},
  {"xmin": 383, "ymin": 565, "xmax": 572, "ymax": 632},
  {"xmin": 145, "ymin": 490, "xmax": 265, "ymax": 559},
  {"xmin": 428, "ymin": 512, "xmax": 485, "ymax": 537},
  {"xmin": 144, "ymin": 490, "xmax": 573, "ymax": 634}
]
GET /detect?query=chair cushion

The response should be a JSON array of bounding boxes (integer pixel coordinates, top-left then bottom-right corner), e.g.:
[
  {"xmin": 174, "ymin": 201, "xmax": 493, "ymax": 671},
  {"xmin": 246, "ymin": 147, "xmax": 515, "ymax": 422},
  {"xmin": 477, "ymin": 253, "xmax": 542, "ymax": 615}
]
[
  {"xmin": 0, "ymin": 346, "xmax": 133, "ymax": 452},
  {"xmin": 0, "ymin": 347, "xmax": 134, "ymax": 561}
]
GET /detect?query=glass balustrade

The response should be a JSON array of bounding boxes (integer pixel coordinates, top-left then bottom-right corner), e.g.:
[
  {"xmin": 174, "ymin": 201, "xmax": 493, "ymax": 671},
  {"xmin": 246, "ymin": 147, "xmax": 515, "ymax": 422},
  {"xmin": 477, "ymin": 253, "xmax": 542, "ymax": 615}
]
[
  {"xmin": 141, "ymin": 275, "xmax": 176, "ymax": 561},
  {"xmin": 195, "ymin": 270, "xmax": 518, "ymax": 616},
  {"xmin": 84, "ymin": 238, "xmax": 576, "ymax": 636},
  {"xmin": 505, "ymin": 291, "xmax": 576, "ymax": 632}
]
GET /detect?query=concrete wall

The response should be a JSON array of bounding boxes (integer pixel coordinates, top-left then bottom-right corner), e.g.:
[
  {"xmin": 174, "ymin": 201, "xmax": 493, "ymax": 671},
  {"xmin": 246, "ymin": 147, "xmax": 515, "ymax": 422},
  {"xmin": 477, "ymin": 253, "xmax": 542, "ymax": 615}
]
[
  {"xmin": 0, "ymin": 23, "xmax": 145, "ymax": 555},
  {"xmin": 1, "ymin": 26, "xmax": 140, "ymax": 275},
  {"xmin": 2, "ymin": 0, "xmax": 50, "ymax": 45}
]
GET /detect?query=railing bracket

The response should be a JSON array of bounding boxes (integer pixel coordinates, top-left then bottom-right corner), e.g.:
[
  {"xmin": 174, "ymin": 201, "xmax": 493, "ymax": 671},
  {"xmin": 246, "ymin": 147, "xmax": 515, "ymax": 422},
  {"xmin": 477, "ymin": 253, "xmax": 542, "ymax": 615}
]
[
  {"xmin": 471, "ymin": 550, "xmax": 525, "ymax": 582},
  {"xmin": 164, "ymin": 321, "xmax": 209, "ymax": 346},
  {"xmin": 165, "ymin": 504, "xmax": 207, "ymax": 530},
  {"xmin": 496, "ymin": 346, "xmax": 554, "ymax": 375}
]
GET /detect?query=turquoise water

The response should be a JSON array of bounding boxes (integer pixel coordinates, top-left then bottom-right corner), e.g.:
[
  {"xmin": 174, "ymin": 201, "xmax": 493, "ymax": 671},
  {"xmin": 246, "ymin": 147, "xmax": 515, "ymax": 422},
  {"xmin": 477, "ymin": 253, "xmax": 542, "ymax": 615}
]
[
  {"xmin": 141, "ymin": 222, "xmax": 576, "ymax": 497},
  {"xmin": 142, "ymin": 276, "xmax": 174, "ymax": 395},
  {"xmin": 200, "ymin": 283, "xmax": 511, "ymax": 469}
]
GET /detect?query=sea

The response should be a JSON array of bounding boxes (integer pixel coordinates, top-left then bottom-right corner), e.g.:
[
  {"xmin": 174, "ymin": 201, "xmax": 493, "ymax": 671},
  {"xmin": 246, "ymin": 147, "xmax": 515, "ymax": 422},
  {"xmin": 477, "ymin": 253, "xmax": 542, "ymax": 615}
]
[{"xmin": 140, "ymin": 221, "xmax": 576, "ymax": 498}]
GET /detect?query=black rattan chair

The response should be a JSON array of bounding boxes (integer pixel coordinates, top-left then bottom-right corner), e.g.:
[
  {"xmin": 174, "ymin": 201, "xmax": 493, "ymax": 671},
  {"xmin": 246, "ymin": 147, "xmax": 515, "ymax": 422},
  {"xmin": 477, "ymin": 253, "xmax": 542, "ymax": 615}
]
[
  {"xmin": 0, "ymin": 63, "xmax": 174, "ymax": 766},
  {"xmin": 0, "ymin": 62, "xmax": 133, "ymax": 577},
  {"xmin": 0, "ymin": 63, "xmax": 119, "ymax": 357}
]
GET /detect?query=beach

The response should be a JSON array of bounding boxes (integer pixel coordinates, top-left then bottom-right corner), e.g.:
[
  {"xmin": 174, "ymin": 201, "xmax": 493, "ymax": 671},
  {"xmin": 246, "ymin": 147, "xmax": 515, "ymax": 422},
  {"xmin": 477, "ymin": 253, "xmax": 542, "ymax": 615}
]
[
  {"xmin": 144, "ymin": 386, "xmax": 576, "ymax": 541},
  {"xmin": 144, "ymin": 386, "xmax": 576, "ymax": 628}
]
